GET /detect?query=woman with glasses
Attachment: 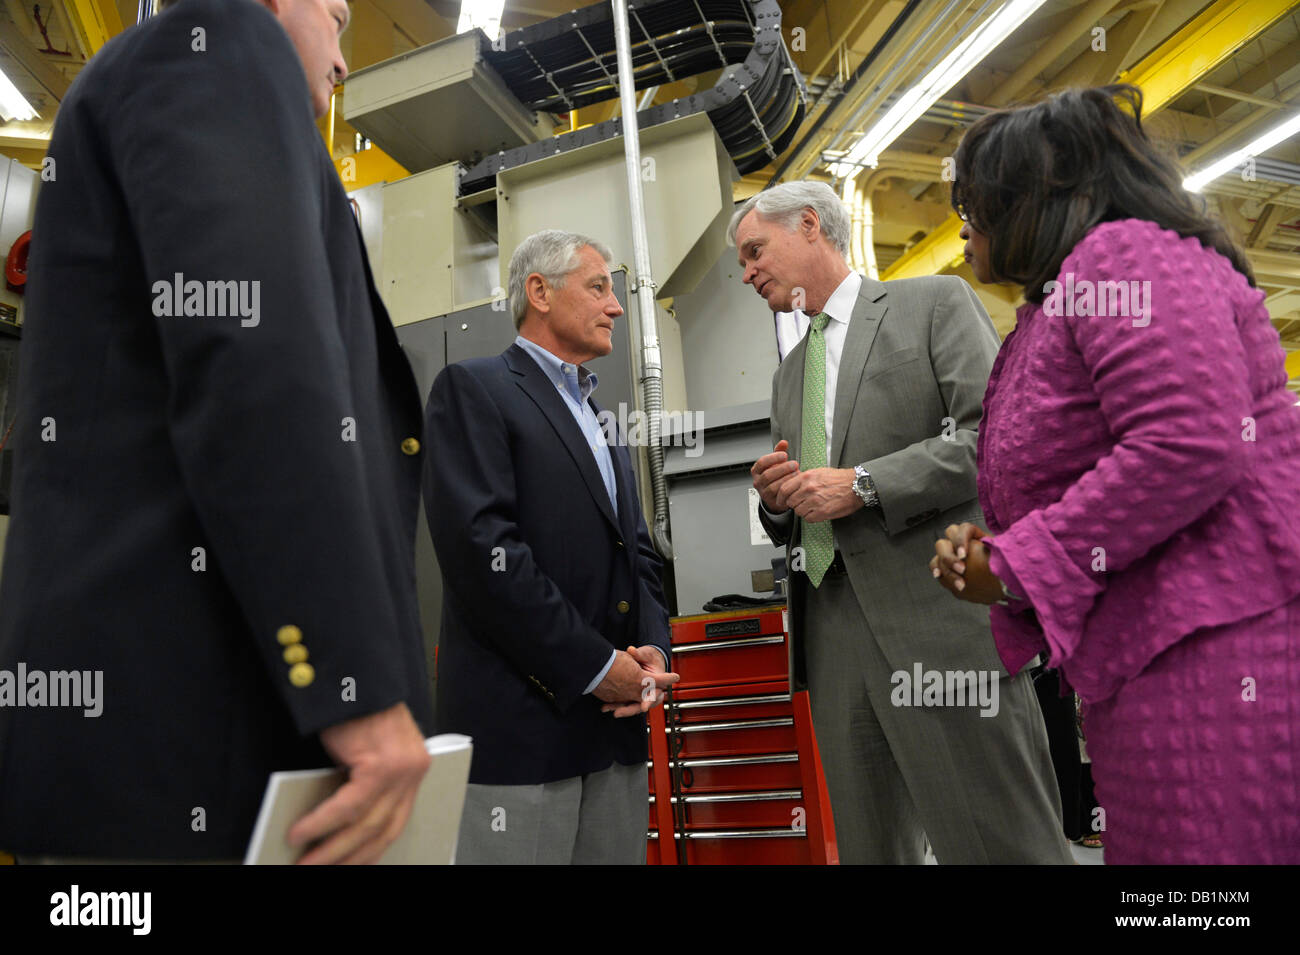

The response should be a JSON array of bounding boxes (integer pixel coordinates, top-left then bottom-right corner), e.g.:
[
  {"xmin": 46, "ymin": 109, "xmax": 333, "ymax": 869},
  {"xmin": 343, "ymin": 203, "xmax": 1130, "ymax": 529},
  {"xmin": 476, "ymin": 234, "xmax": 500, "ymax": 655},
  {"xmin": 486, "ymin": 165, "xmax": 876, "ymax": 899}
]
[{"xmin": 930, "ymin": 84, "xmax": 1300, "ymax": 864}]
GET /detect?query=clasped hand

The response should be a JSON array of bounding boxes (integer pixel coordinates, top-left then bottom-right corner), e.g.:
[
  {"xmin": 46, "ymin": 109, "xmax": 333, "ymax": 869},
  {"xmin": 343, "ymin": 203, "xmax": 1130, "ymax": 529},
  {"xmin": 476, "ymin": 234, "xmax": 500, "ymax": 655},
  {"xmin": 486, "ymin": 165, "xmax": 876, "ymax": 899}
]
[
  {"xmin": 594, "ymin": 645, "xmax": 679, "ymax": 718},
  {"xmin": 929, "ymin": 522, "xmax": 1005, "ymax": 605},
  {"xmin": 750, "ymin": 439, "xmax": 863, "ymax": 523}
]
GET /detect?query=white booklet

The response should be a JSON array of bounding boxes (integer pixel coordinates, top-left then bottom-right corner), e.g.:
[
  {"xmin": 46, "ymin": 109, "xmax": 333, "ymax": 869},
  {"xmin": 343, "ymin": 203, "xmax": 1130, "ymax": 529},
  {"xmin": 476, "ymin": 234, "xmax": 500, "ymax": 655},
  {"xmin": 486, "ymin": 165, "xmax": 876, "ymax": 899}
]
[{"xmin": 243, "ymin": 734, "xmax": 473, "ymax": 865}]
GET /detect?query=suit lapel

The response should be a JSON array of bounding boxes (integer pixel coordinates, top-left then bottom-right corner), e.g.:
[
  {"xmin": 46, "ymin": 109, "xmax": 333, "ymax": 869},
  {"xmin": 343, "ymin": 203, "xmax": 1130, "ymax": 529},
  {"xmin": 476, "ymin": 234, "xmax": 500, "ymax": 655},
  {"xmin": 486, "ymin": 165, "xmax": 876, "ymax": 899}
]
[
  {"xmin": 505, "ymin": 344, "xmax": 621, "ymax": 533},
  {"xmin": 610, "ymin": 435, "xmax": 640, "ymax": 563},
  {"xmin": 829, "ymin": 280, "xmax": 888, "ymax": 467},
  {"xmin": 780, "ymin": 336, "xmax": 808, "ymax": 463}
]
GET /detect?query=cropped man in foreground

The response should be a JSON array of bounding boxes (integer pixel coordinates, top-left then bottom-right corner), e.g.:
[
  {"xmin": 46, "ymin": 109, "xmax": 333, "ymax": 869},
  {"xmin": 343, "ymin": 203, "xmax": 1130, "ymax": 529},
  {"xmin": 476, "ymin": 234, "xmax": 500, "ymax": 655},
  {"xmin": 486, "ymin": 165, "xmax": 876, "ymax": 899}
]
[{"xmin": 0, "ymin": 0, "xmax": 433, "ymax": 863}]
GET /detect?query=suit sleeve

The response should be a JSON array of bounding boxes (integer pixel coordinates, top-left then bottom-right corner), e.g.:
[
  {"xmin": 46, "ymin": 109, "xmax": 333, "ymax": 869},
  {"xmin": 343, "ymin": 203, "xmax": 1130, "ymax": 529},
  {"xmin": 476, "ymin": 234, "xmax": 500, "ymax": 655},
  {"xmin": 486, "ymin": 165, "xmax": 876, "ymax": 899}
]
[
  {"xmin": 758, "ymin": 364, "xmax": 796, "ymax": 545},
  {"xmin": 106, "ymin": 6, "xmax": 411, "ymax": 734},
  {"xmin": 424, "ymin": 363, "xmax": 622, "ymax": 711},
  {"xmin": 984, "ymin": 227, "xmax": 1253, "ymax": 667},
  {"xmin": 862, "ymin": 277, "xmax": 999, "ymax": 535}
]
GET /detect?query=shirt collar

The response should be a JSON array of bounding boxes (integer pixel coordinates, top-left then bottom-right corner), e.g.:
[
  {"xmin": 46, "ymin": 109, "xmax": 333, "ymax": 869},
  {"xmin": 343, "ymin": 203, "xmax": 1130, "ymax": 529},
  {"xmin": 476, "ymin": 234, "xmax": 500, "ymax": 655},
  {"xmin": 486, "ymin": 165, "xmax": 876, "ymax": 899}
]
[
  {"xmin": 797, "ymin": 271, "xmax": 862, "ymax": 327},
  {"xmin": 514, "ymin": 335, "xmax": 599, "ymax": 400}
]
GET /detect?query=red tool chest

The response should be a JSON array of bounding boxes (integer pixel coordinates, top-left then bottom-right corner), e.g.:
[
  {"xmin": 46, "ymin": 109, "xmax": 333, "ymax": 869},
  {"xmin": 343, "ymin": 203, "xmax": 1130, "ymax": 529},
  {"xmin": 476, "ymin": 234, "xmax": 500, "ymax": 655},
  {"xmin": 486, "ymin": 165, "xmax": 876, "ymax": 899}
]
[{"xmin": 646, "ymin": 605, "xmax": 839, "ymax": 864}]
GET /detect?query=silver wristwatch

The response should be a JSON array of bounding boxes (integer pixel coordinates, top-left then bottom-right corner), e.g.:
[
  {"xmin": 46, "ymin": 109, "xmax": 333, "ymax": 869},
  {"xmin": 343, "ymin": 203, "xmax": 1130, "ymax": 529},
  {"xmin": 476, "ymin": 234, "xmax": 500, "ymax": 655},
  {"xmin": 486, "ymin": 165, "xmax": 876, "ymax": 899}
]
[{"xmin": 852, "ymin": 465, "xmax": 879, "ymax": 508}]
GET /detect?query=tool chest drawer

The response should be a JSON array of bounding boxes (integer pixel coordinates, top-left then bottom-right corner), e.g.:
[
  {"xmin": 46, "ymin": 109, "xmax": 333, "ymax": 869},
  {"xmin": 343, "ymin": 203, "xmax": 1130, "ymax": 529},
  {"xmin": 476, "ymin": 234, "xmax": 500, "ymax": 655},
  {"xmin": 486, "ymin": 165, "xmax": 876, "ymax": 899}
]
[
  {"xmin": 651, "ymin": 829, "xmax": 813, "ymax": 865},
  {"xmin": 650, "ymin": 789, "xmax": 805, "ymax": 829},
  {"xmin": 669, "ymin": 608, "xmax": 788, "ymax": 688},
  {"xmin": 648, "ymin": 606, "xmax": 838, "ymax": 864}
]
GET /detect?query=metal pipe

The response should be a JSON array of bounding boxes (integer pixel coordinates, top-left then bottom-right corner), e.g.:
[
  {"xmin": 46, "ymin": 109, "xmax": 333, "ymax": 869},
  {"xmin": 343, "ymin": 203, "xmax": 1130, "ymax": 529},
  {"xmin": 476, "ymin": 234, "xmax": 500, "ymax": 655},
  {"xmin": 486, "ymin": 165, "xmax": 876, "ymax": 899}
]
[
  {"xmin": 326, "ymin": 87, "xmax": 337, "ymax": 155},
  {"xmin": 823, "ymin": 0, "xmax": 993, "ymax": 162},
  {"xmin": 610, "ymin": 0, "xmax": 672, "ymax": 558},
  {"xmin": 767, "ymin": 0, "xmax": 926, "ymax": 186}
]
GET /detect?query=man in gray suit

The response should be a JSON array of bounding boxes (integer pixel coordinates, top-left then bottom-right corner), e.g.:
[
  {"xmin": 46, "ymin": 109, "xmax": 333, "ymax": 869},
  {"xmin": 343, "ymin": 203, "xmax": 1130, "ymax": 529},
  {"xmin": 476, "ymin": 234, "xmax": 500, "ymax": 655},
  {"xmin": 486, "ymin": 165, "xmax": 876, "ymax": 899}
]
[{"xmin": 735, "ymin": 181, "xmax": 1069, "ymax": 864}]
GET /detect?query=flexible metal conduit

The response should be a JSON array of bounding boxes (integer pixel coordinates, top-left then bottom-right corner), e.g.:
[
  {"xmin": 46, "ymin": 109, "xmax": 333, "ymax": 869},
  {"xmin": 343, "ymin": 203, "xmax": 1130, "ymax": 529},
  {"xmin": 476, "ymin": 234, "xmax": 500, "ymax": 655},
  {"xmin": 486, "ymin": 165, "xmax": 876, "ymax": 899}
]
[{"xmin": 611, "ymin": 0, "xmax": 672, "ymax": 558}]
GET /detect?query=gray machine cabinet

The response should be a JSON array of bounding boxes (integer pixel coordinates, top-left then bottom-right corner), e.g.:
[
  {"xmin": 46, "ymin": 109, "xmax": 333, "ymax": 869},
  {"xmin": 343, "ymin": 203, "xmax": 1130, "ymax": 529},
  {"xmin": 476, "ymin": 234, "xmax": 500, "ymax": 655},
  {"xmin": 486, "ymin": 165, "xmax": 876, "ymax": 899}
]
[{"xmin": 663, "ymin": 401, "xmax": 786, "ymax": 615}]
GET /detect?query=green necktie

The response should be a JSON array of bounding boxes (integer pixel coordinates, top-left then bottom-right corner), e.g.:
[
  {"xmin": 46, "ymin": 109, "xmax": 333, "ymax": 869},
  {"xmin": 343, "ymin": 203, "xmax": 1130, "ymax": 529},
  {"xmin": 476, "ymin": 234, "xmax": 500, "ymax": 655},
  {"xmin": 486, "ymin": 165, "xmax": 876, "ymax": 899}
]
[{"xmin": 801, "ymin": 312, "xmax": 833, "ymax": 587}]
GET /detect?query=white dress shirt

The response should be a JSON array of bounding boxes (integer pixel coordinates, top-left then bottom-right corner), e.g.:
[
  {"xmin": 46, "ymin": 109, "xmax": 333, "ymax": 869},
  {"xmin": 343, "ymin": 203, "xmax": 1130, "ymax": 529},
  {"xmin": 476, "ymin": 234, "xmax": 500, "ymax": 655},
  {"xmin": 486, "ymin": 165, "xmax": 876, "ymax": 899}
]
[{"xmin": 775, "ymin": 271, "xmax": 862, "ymax": 464}]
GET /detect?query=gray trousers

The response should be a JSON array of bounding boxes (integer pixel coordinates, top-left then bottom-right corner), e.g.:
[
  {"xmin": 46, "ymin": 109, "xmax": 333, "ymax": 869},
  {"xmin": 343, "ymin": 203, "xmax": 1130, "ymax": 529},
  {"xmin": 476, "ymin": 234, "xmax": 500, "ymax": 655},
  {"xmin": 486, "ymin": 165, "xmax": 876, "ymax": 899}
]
[
  {"xmin": 804, "ymin": 572, "xmax": 1072, "ymax": 864},
  {"xmin": 455, "ymin": 760, "xmax": 646, "ymax": 865}
]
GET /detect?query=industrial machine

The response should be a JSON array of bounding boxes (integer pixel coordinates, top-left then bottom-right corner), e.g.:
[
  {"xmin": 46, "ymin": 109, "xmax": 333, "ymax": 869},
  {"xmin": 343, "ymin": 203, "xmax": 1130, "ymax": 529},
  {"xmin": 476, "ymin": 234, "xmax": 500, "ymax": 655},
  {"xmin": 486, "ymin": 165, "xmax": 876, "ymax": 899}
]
[
  {"xmin": 345, "ymin": 0, "xmax": 809, "ymax": 633},
  {"xmin": 345, "ymin": 0, "xmax": 838, "ymax": 863}
]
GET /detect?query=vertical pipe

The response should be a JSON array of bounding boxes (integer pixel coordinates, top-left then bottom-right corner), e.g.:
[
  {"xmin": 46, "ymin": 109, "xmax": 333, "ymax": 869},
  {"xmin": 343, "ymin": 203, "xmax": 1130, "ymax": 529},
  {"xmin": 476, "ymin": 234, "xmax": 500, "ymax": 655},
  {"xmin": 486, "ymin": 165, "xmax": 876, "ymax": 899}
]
[
  {"xmin": 611, "ymin": 0, "xmax": 672, "ymax": 557},
  {"xmin": 842, "ymin": 176, "xmax": 861, "ymax": 272},
  {"xmin": 861, "ymin": 190, "xmax": 880, "ymax": 281},
  {"xmin": 326, "ymin": 88, "xmax": 337, "ymax": 156}
]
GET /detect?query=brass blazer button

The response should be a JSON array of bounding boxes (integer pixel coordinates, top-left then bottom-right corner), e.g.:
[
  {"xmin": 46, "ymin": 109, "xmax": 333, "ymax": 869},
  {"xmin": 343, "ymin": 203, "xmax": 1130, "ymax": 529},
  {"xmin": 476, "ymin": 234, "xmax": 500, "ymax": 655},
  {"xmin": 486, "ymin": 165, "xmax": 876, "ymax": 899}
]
[
  {"xmin": 617, "ymin": 600, "xmax": 630, "ymax": 614},
  {"xmin": 401, "ymin": 437, "xmax": 421, "ymax": 456},
  {"xmin": 283, "ymin": 644, "xmax": 309, "ymax": 665},
  {"xmin": 277, "ymin": 625, "xmax": 303, "ymax": 646},
  {"xmin": 289, "ymin": 662, "xmax": 315, "ymax": 687}
]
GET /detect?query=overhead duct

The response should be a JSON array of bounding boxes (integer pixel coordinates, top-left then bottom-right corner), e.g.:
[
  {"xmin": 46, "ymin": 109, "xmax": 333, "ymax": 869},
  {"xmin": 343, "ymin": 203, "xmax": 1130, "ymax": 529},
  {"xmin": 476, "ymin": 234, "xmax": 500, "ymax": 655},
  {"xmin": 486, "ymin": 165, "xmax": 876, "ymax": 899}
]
[
  {"xmin": 344, "ymin": 0, "xmax": 808, "ymax": 584},
  {"xmin": 461, "ymin": 0, "xmax": 805, "ymax": 194}
]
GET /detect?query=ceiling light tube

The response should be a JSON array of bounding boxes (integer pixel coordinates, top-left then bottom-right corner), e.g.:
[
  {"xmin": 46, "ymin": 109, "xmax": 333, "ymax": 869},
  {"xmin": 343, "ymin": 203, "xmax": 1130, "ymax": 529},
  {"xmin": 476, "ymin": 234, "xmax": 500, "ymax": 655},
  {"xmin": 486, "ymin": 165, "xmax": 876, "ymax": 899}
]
[
  {"xmin": 0, "ymin": 65, "xmax": 38, "ymax": 122},
  {"xmin": 1183, "ymin": 111, "xmax": 1300, "ymax": 192},
  {"xmin": 457, "ymin": 0, "xmax": 507, "ymax": 37},
  {"xmin": 831, "ymin": 0, "xmax": 1046, "ymax": 177}
]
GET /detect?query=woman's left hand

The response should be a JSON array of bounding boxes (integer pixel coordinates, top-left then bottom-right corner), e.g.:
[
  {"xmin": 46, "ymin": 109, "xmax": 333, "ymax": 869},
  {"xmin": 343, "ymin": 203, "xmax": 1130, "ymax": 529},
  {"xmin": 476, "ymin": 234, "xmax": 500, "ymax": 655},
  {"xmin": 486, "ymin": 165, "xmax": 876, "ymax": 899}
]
[{"xmin": 930, "ymin": 522, "xmax": 1003, "ymax": 604}]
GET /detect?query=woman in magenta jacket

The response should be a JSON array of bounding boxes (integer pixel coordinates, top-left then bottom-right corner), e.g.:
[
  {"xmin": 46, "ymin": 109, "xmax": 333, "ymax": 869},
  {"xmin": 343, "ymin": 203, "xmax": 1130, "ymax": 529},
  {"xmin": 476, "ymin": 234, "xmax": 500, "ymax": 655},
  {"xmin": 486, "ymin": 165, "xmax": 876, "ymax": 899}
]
[{"xmin": 931, "ymin": 84, "xmax": 1300, "ymax": 864}]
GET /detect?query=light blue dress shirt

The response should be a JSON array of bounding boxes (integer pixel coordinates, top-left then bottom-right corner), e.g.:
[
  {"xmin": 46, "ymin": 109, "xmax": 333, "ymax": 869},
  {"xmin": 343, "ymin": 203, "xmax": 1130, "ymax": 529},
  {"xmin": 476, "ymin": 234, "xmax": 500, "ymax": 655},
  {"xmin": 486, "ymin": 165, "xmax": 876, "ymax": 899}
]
[{"xmin": 514, "ymin": 336, "xmax": 622, "ymax": 694}]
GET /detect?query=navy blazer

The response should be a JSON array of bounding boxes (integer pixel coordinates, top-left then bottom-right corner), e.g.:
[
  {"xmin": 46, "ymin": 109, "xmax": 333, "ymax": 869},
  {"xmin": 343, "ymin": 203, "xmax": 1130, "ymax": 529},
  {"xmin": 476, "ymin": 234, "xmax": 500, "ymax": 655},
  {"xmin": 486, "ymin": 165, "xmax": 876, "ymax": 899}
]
[
  {"xmin": 0, "ymin": 0, "xmax": 432, "ymax": 858},
  {"xmin": 424, "ymin": 343, "xmax": 671, "ymax": 785}
]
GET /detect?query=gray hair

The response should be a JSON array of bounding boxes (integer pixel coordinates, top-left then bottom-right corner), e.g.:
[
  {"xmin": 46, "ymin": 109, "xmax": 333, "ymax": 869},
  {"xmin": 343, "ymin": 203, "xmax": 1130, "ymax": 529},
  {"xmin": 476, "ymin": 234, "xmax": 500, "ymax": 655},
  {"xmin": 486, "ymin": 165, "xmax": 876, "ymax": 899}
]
[
  {"xmin": 507, "ymin": 229, "xmax": 614, "ymax": 330},
  {"xmin": 726, "ymin": 180, "xmax": 851, "ymax": 258}
]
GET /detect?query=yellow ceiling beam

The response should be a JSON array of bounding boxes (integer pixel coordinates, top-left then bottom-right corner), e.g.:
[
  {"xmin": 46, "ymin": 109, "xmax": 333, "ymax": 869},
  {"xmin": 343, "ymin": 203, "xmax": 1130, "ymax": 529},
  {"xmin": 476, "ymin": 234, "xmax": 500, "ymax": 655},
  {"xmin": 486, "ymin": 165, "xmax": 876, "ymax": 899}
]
[
  {"xmin": 885, "ymin": 0, "xmax": 1300, "ymax": 281},
  {"xmin": 1117, "ymin": 0, "xmax": 1296, "ymax": 112},
  {"xmin": 1286, "ymin": 349, "xmax": 1300, "ymax": 381},
  {"xmin": 883, "ymin": 217, "xmax": 964, "ymax": 279},
  {"xmin": 65, "ymin": 0, "xmax": 125, "ymax": 57}
]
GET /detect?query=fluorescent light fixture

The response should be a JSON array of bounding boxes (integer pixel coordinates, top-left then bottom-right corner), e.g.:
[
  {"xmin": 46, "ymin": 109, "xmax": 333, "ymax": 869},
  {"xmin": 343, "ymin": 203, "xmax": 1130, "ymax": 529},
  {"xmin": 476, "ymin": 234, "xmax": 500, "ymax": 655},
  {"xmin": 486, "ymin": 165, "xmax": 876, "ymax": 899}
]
[
  {"xmin": 831, "ymin": 0, "xmax": 1046, "ymax": 177},
  {"xmin": 457, "ymin": 0, "xmax": 507, "ymax": 38},
  {"xmin": 1183, "ymin": 111, "xmax": 1300, "ymax": 192},
  {"xmin": 0, "ymin": 65, "xmax": 38, "ymax": 123}
]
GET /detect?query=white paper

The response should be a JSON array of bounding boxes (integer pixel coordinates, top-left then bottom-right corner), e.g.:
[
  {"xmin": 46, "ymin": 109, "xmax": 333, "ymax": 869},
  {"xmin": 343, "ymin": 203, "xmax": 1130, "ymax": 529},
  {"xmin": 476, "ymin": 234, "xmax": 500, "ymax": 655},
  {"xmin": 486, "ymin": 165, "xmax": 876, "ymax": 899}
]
[
  {"xmin": 749, "ymin": 487, "xmax": 773, "ymax": 546},
  {"xmin": 243, "ymin": 733, "xmax": 473, "ymax": 865}
]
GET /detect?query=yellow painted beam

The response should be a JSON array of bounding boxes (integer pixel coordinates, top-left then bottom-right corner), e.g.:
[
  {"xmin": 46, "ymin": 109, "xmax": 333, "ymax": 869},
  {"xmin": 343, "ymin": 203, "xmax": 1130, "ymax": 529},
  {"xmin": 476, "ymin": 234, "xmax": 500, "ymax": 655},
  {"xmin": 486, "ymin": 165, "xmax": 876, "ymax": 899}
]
[
  {"xmin": 882, "ymin": 217, "xmax": 963, "ymax": 280},
  {"xmin": 885, "ymin": 0, "xmax": 1300, "ymax": 280},
  {"xmin": 1118, "ymin": 0, "xmax": 1296, "ymax": 113},
  {"xmin": 1286, "ymin": 349, "xmax": 1300, "ymax": 382},
  {"xmin": 333, "ymin": 146, "xmax": 408, "ymax": 191},
  {"xmin": 66, "ymin": 0, "xmax": 125, "ymax": 57},
  {"xmin": 0, "ymin": 145, "xmax": 48, "ymax": 170}
]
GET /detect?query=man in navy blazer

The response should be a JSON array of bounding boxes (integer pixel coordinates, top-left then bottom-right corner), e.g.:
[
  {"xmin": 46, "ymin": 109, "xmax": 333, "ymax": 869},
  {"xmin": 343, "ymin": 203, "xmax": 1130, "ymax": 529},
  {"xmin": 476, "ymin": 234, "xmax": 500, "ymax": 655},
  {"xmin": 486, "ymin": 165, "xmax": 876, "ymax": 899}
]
[
  {"xmin": 0, "ymin": 0, "xmax": 432, "ymax": 863},
  {"xmin": 424, "ymin": 230, "xmax": 676, "ymax": 864}
]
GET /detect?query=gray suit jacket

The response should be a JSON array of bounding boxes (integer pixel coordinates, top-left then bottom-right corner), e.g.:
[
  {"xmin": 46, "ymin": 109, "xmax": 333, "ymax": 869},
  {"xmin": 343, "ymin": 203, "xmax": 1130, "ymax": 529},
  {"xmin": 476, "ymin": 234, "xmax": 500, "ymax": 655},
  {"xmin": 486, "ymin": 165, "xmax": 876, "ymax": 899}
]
[{"xmin": 759, "ymin": 274, "xmax": 1007, "ymax": 686}]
